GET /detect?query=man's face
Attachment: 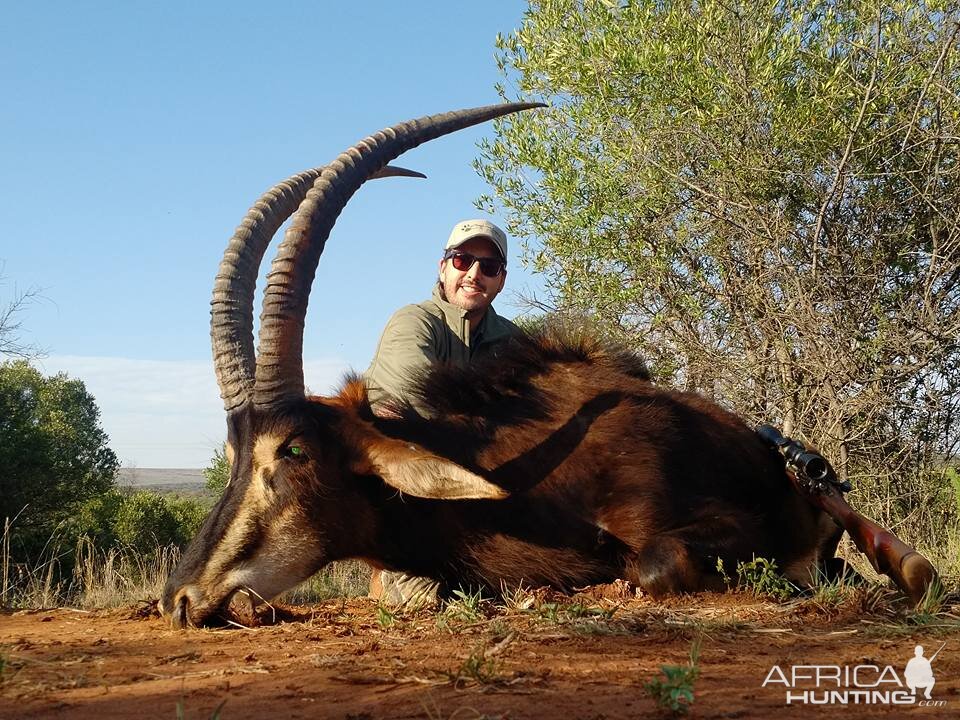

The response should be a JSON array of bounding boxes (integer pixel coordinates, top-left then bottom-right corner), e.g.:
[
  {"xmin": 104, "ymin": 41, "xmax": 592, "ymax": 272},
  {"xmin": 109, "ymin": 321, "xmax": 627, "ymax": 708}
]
[{"xmin": 439, "ymin": 236, "xmax": 507, "ymax": 316}]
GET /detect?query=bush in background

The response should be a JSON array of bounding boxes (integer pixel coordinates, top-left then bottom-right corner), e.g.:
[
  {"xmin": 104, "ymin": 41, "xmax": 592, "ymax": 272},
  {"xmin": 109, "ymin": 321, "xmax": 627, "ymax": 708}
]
[
  {"xmin": 203, "ymin": 443, "xmax": 230, "ymax": 495},
  {"xmin": 0, "ymin": 361, "xmax": 118, "ymax": 559},
  {"xmin": 112, "ymin": 492, "xmax": 183, "ymax": 554},
  {"xmin": 3, "ymin": 489, "xmax": 209, "ymax": 608}
]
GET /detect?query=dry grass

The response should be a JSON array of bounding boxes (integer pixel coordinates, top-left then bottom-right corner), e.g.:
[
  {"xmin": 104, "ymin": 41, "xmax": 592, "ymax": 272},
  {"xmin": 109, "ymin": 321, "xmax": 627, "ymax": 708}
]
[
  {"xmin": 72, "ymin": 539, "xmax": 181, "ymax": 609},
  {"xmin": 1, "ymin": 526, "xmax": 183, "ymax": 610},
  {"xmin": 2, "ymin": 519, "xmax": 73, "ymax": 609},
  {"xmin": 2, "ymin": 520, "xmax": 371, "ymax": 610},
  {"xmin": 279, "ymin": 560, "xmax": 372, "ymax": 604},
  {"xmin": 2, "ymin": 500, "xmax": 371, "ymax": 610},
  {"xmin": 2, "ymin": 505, "xmax": 957, "ymax": 617}
]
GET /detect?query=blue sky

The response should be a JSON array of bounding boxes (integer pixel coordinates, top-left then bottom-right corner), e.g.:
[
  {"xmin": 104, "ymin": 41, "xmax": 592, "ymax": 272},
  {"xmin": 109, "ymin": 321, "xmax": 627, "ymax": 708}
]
[{"xmin": 0, "ymin": 1, "xmax": 547, "ymax": 468}]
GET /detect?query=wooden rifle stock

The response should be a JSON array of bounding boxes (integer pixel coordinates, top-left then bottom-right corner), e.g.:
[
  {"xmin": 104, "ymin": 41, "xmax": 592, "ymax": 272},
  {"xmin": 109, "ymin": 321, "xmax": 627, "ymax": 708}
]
[
  {"xmin": 757, "ymin": 425, "xmax": 938, "ymax": 605},
  {"xmin": 785, "ymin": 470, "xmax": 938, "ymax": 605}
]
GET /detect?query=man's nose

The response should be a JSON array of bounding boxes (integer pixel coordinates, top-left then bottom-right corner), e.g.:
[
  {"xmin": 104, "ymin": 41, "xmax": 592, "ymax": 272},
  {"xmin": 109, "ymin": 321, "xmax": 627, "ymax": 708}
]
[{"xmin": 465, "ymin": 261, "xmax": 483, "ymax": 280}]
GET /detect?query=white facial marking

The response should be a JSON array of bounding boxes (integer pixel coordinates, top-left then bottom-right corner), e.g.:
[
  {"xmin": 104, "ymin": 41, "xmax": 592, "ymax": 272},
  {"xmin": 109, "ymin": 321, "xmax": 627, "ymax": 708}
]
[
  {"xmin": 197, "ymin": 432, "xmax": 287, "ymax": 588},
  {"xmin": 225, "ymin": 442, "xmax": 236, "ymax": 487},
  {"xmin": 252, "ymin": 432, "xmax": 287, "ymax": 500}
]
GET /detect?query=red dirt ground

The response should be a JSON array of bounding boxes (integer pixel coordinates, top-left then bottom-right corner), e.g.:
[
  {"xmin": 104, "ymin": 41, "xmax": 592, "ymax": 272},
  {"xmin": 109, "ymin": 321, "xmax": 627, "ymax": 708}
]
[{"xmin": 2, "ymin": 587, "xmax": 959, "ymax": 719}]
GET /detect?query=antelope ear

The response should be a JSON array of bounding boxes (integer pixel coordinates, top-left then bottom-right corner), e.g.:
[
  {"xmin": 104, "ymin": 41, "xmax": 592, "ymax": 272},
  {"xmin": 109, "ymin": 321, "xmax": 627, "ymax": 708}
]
[{"xmin": 348, "ymin": 427, "xmax": 507, "ymax": 500}]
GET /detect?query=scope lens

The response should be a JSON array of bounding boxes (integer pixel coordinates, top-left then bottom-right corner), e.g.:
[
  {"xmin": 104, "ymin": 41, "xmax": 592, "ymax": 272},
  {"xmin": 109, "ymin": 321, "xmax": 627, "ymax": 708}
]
[{"xmin": 801, "ymin": 455, "xmax": 828, "ymax": 481}]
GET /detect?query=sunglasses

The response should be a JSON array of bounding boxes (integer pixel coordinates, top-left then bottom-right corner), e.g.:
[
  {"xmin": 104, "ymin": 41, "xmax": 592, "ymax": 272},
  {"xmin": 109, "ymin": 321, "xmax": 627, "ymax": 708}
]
[{"xmin": 443, "ymin": 250, "xmax": 506, "ymax": 278}]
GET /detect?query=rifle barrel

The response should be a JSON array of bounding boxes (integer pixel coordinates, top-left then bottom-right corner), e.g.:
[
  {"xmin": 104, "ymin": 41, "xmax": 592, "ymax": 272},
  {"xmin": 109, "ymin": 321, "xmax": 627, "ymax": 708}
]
[{"xmin": 929, "ymin": 641, "xmax": 947, "ymax": 663}]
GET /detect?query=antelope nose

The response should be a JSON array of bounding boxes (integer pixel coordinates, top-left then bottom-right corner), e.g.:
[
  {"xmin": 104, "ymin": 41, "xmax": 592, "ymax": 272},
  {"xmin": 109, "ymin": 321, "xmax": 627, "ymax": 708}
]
[{"xmin": 167, "ymin": 586, "xmax": 198, "ymax": 629}]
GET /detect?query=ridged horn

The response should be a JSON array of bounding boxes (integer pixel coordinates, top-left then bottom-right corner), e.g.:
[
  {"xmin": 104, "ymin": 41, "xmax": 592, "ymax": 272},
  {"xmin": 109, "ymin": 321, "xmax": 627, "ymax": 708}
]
[
  {"xmin": 253, "ymin": 103, "xmax": 545, "ymax": 408},
  {"xmin": 211, "ymin": 165, "xmax": 426, "ymax": 411}
]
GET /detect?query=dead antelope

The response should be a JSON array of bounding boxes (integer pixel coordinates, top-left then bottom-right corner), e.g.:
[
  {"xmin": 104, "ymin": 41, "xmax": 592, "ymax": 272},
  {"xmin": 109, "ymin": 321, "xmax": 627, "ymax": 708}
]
[{"xmin": 161, "ymin": 104, "xmax": 937, "ymax": 628}]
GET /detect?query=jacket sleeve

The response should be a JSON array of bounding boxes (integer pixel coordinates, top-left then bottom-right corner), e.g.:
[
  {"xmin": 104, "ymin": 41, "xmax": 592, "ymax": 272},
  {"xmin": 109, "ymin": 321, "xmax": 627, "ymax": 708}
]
[{"xmin": 364, "ymin": 305, "xmax": 440, "ymax": 416}]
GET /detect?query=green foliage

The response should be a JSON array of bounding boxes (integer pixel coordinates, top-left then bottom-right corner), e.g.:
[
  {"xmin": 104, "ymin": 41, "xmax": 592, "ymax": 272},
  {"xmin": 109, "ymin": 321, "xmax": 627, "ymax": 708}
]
[
  {"xmin": 809, "ymin": 565, "xmax": 856, "ymax": 608},
  {"xmin": 735, "ymin": 557, "xmax": 797, "ymax": 601},
  {"xmin": 443, "ymin": 588, "xmax": 487, "ymax": 623},
  {"xmin": 529, "ymin": 599, "xmax": 618, "ymax": 635},
  {"xmin": 70, "ymin": 489, "xmax": 125, "ymax": 548},
  {"xmin": 906, "ymin": 576, "xmax": 949, "ymax": 625},
  {"xmin": 203, "ymin": 443, "xmax": 230, "ymax": 495},
  {"xmin": 534, "ymin": 599, "xmax": 614, "ymax": 624},
  {"xmin": 481, "ymin": 0, "xmax": 960, "ymax": 541},
  {"xmin": 0, "ymin": 361, "xmax": 118, "ymax": 558},
  {"xmin": 644, "ymin": 637, "xmax": 702, "ymax": 715},
  {"xmin": 376, "ymin": 602, "xmax": 397, "ymax": 628},
  {"xmin": 66, "ymin": 490, "xmax": 205, "ymax": 554},
  {"xmin": 165, "ymin": 496, "xmax": 207, "ymax": 543},
  {"xmin": 113, "ymin": 491, "xmax": 203, "ymax": 554},
  {"xmin": 947, "ymin": 467, "xmax": 960, "ymax": 517},
  {"xmin": 112, "ymin": 491, "xmax": 179, "ymax": 553},
  {"xmin": 715, "ymin": 557, "xmax": 731, "ymax": 587}
]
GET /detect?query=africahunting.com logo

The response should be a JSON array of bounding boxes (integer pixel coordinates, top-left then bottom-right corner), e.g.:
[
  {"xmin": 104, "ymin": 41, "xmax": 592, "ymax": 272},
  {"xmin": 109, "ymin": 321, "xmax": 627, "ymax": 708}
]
[{"xmin": 761, "ymin": 642, "xmax": 947, "ymax": 707}]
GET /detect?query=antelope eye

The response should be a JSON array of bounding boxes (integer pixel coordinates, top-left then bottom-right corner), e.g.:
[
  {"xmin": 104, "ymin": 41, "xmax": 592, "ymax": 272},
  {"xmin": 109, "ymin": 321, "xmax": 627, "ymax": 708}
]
[{"xmin": 283, "ymin": 444, "xmax": 307, "ymax": 460}]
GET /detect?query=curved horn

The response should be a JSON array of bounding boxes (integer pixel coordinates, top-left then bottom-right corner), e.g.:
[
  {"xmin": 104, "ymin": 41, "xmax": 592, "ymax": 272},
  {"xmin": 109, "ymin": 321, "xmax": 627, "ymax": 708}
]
[
  {"xmin": 211, "ymin": 165, "xmax": 426, "ymax": 411},
  {"xmin": 253, "ymin": 102, "xmax": 544, "ymax": 408}
]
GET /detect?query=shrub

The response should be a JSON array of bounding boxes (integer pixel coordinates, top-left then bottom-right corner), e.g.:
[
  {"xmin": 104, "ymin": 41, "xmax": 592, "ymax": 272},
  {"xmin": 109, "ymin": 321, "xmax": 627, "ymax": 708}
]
[
  {"xmin": 203, "ymin": 443, "xmax": 230, "ymax": 495},
  {"xmin": 166, "ymin": 496, "xmax": 207, "ymax": 544},
  {"xmin": 112, "ymin": 492, "xmax": 181, "ymax": 554}
]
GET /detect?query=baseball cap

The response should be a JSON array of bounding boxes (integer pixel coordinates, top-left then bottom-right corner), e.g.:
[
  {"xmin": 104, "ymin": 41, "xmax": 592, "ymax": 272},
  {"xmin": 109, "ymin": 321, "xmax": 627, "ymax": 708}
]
[{"xmin": 444, "ymin": 219, "xmax": 508, "ymax": 262}]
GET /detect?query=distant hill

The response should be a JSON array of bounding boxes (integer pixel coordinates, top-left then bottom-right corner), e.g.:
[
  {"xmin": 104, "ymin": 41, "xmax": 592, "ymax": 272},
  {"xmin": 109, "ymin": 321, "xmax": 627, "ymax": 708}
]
[{"xmin": 117, "ymin": 468, "xmax": 206, "ymax": 494}]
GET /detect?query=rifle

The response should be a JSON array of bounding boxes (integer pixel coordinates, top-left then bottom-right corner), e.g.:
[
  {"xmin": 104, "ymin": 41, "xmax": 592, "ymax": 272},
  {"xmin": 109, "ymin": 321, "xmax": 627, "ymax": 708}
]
[
  {"xmin": 929, "ymin": 641, "xmax": 947, "ymax": 664},
  {"xmin": 757, "ymin": 425, "xmax": 938, "ymax": 605}
]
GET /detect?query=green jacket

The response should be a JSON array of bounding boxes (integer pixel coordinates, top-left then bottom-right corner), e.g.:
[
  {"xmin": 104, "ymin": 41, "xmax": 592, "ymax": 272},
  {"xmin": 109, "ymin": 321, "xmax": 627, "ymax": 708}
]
[{"xmin": 364, "ymin": 285, "xmax": 521, "ymax": 415}]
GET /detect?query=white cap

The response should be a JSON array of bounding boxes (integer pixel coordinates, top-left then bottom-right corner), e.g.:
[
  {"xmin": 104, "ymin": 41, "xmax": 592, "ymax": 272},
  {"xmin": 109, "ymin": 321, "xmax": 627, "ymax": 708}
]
[{"xmin": 445, "ymin": 219, "xmax": 508, "ymax": 261}]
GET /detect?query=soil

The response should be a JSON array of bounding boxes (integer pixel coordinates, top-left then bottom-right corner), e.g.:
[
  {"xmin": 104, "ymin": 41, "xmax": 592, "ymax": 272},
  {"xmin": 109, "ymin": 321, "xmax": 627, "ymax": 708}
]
[{"xmin": 2, "ymin": 586, "xmax": 959, "ymax": 719}]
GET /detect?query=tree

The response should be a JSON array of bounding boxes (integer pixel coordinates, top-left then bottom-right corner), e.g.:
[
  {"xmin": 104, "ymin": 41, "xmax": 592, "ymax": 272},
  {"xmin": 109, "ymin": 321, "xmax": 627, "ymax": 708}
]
[
  {"xmin": 202, "ymin": 443, "xmax": 230, "ymax": 495},
  {"xmin": 0, "ymin": 361, "xmax": 118, "ymax": 556},
  {"xmin": 480, "ymin": 0, "xmax": 960, "ymax": 527},
  {"xmin": 0, "ymin": 266, "xmax": 42, "ymax": 360}
]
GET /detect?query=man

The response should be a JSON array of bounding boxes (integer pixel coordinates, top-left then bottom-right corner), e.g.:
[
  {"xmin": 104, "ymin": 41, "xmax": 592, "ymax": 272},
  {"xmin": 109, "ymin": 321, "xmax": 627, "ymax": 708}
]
[
  {"xmin": 364, "ymin": 218, "xmax": 521, "ymax": 605},
  {"xmin": 365, "ymin": 218, "xmax": 520, "ymax": 416}
]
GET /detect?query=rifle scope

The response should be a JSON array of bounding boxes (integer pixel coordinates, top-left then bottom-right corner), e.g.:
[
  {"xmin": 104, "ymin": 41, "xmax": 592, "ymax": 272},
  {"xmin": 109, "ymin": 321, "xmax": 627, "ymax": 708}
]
[{"xmin": 756, "ymin": 424, "xmax": 830, "ymax": 482}]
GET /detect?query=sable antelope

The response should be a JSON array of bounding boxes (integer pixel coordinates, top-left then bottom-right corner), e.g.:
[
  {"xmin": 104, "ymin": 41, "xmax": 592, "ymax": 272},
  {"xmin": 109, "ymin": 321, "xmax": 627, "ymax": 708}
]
[{"xmin": 162, "ymin": 104, "xmax": 937, "ymax": 628}]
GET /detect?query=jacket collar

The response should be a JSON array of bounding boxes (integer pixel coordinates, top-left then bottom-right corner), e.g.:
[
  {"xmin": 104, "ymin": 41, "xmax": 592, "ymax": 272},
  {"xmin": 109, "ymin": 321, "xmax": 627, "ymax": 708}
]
[{"xmin": 431, "ymin": 285, "xmax": 509, "ymax": 344}]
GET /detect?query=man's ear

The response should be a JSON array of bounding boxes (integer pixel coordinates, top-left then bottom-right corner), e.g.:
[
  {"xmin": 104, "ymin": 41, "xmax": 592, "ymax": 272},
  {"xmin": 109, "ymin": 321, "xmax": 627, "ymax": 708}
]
[{"xmin": 345, "ymin": 421, "xmax": 508, "ymax": 500}]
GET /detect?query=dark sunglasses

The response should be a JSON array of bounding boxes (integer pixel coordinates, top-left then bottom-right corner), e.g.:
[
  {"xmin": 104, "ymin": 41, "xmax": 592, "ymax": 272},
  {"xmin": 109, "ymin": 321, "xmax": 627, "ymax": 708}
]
[{"xmin": 443, "ymin": 250, "xmax": 505, "ymax": 277}]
